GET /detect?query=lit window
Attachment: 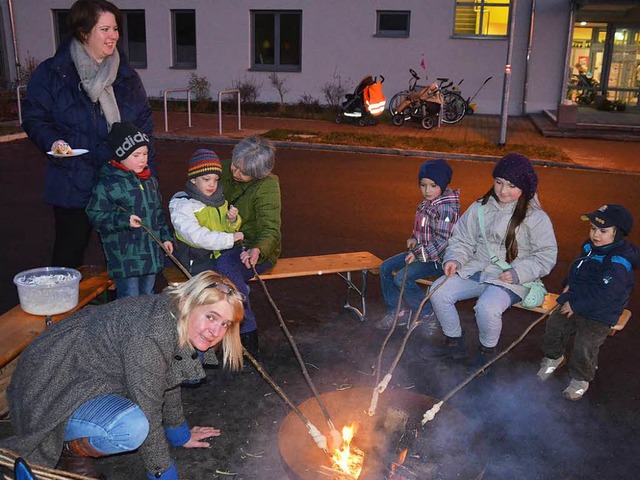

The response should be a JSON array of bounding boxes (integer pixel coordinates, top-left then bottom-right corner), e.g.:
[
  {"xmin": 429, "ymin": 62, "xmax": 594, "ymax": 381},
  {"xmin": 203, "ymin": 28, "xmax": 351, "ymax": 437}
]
[
  {"xmin": 251, "ymin": 11, "xmax": 301, "ymax": 72},
  {"xmin": 172, "ymin": 10, "xmax": 196, "ymax": 68},
  {"xmin": 453, "ymin": 0, "xmax": 511, "ymax": 38},
  {"xmin": 376, "ymin": 11, "xmax": 411, "ymax": 37}
]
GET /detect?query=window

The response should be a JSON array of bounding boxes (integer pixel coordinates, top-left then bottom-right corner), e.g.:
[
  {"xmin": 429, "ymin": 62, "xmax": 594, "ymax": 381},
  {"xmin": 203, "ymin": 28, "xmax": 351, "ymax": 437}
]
[
  {"xmin": 376, "ymin": 11, "xmax": 410, "ymax": 37},
  {"xmin": 252, "ymin": 11, "xmax": 301, "ymax": 71},
  {"xmin": 453, "ymin": 0, "xmax": 511, "ymax": 38},
  {"xmin": 53, "ymin": 10, "xmax": 147, "ymax": 68},
  {"xmin": 120, "ymin": 11, "xmax": 147, "ymax": 68},
  {"xmin": 172, "ymin": 10, "xmax": 196, "ymax": 68}
]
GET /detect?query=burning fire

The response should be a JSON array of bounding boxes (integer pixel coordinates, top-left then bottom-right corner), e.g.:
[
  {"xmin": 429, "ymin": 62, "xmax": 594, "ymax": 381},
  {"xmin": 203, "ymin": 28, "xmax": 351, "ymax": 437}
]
[{"xmin": 331, "ymin": 423, "xmax": 364, "ymax": 479}]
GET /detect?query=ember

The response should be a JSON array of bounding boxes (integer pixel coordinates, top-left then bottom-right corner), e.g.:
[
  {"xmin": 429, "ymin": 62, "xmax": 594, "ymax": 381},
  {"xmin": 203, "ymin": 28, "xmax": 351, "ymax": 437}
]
[{"xmin": 331, "ymin": 424, "xmax": 364, "ymax": 478}]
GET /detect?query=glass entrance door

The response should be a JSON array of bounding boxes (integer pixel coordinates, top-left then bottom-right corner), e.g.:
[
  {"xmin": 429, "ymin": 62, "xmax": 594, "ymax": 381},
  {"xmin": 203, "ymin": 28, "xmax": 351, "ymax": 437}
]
[{"xmin": 608, "ymin": 27, "xmax": 640, "ymax": 106}]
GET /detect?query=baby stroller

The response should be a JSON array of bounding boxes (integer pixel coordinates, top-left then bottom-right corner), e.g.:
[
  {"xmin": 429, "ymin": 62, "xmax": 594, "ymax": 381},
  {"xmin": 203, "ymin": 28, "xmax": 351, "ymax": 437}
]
[
  {"xmin": 391, "ymin": 82, "xmax": 443, "ymax": 130},
  {"xmin": 336, "ymin": 75, "xmax": 386, "ymax": 126}
]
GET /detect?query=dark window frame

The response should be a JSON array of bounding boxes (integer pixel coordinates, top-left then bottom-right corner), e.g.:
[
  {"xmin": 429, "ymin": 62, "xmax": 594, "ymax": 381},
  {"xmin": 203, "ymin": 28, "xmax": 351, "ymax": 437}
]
[
  {"xmin": 250, "ymin": 10, "xmax": 302, "ymax": 72},
  {"xmin": 375, "ymin": 10, "xmax": 411, "ymax": 38},
  {"xmin": 171, "ymin": 9, "xmax": 197, "ymax": 69}
]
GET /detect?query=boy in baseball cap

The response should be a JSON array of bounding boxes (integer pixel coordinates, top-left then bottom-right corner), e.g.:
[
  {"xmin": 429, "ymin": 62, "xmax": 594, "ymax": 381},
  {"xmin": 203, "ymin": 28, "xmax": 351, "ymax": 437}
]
[{"xmin": 537, "ymin": 204, "xmax": 638, "ymax": 400}]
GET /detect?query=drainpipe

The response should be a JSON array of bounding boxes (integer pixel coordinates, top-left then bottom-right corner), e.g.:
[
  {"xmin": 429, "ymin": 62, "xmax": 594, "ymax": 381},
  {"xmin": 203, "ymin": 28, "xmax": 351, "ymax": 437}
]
[
  {"xmin": 498, "ymin": 0, "xmax": 519, "ymax": 146},
  {"xmin": 522, "ymin": 0, "xmax": 535, "ymax": 114},
  {"xmin": 559, "ymin": 2, "xmax": 576, "ymax": 105},
  {"xmin": 7, "ymin": 0, "xmax": 20, "ymax": 84}
]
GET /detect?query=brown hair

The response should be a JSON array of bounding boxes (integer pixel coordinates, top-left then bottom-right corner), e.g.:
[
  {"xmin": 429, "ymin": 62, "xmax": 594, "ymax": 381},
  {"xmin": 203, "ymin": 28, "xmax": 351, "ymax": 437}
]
[
  {"xmin": 68, "ymin": 0, "xmax": 122, "ymax": 43},
  {"xmin": 480, "ymin": 187, "xmax": 530, "ymax": 264}
]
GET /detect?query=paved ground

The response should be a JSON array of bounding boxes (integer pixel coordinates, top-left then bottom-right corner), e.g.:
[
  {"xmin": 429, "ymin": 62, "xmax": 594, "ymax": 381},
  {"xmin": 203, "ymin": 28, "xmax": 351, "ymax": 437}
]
[{"xmin": 1, "ymin": 117, "xmax": 639, "ymax": 479}]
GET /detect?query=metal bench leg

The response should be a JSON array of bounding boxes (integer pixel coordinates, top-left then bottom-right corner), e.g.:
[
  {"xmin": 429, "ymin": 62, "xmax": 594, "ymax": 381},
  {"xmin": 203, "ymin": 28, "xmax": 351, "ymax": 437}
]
[{"xmin": 338, "ymin": 270, "xmax": 369, "ymax": 321}]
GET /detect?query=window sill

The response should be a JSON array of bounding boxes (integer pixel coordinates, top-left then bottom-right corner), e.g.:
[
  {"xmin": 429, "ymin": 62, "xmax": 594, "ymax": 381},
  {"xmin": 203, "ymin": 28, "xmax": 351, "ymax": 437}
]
[
  {"xmin": 170, "ymin": 65, "xmax": 197, "ymax": 70},
  {"xmin": 451, "ymin": 34, "xmax": 507, "ymax": 40},
  {"xmin": 373, "ymin": 33, "xmax": 410, "ymax": 38},
  {"xmin": 249, "ymin": 66, "xmax": 301, "ymax": 73}
]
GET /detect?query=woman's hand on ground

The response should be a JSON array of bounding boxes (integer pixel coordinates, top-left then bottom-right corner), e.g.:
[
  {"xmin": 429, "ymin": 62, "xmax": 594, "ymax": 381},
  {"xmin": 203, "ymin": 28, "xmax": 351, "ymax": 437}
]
[
  {"xmin": 183, "ymin": 426, "xmax": 221, "ymax": 448},
  {"xmin": 241, "ymin": 247, "xmax": 260, "ymax": 268}
]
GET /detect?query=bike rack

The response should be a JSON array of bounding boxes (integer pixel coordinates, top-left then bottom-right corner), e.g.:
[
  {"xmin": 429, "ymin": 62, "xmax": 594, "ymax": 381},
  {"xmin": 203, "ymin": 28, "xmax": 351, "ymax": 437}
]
[
  {"xmin": 217, "ymin": 89, "xmax": 241, "ymax": 135},
  {"xmin": 16, "ymin": 84, "xmax": 26, "ymax": 125},
  {"xmin": 162, "ymin": 87, "xmax": 192, "ymax": 132}
]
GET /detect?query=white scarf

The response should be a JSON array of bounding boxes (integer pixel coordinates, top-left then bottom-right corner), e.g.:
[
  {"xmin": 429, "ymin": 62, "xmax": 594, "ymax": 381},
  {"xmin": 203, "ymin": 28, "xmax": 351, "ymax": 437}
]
[{"xmin": 70, "ymin": 38, "xmax": 121, "ymax": 129}]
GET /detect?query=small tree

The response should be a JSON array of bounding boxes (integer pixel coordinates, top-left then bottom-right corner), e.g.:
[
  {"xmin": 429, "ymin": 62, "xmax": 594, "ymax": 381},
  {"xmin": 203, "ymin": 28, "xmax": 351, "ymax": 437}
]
[
  {"xmin": 269, "ymin": 72, "xmax": 289, "ymax": 105},
  {"xmin": 15, "ymin": 52, "xmax": 40, "ymax": 87}
]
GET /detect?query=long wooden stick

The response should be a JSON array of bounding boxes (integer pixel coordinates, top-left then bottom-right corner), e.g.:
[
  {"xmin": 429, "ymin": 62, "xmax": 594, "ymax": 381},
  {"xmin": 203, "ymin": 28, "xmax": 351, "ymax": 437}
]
[
  {"xmin": 251, "ymin": 263, "xmax": 342, "ymax": 445},
  {"xmin": 421, "ymin": 305, "xmax": 559, "ymax": 425},
  {"xmin": 368, "ymin": 276, "xmax": 450, "ymax": 416}
]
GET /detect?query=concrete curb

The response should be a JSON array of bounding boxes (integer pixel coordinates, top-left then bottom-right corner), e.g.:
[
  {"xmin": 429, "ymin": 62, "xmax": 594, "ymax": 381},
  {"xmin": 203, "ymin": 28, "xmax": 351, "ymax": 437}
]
[
  {"xmin": 155, "ymin": 133, "xmax": 636, "ymax": 175},
  {"xmin": 0, "ymin": 132, "xmax": 27, "ymax": 143}
]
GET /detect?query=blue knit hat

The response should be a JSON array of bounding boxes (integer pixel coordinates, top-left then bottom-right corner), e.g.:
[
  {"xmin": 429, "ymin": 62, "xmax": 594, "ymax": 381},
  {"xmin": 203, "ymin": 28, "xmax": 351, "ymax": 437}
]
[
  {"xmin": 188, "ymin": 149, "xmax": 222, "ymax": 179},
  {"xmin": 492, "ymin": 153, "xmax": 538, "ymax": 200},
  {"xmin": 418, "ymin": 159, "xmax": 453, "ymax": 191}
]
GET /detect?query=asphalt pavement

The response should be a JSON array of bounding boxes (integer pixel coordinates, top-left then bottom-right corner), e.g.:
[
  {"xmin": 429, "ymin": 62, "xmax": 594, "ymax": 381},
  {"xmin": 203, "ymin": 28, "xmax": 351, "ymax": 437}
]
[{"xmin": 1, "ymin": 117, "xmax": 639, "ymax": 479}]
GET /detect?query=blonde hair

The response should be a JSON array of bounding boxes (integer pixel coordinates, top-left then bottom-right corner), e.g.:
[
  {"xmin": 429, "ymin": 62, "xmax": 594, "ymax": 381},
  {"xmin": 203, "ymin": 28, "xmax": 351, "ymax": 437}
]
[{"xmin": 166, "ymin": 271, "xmax": 244, "ymax": 370}]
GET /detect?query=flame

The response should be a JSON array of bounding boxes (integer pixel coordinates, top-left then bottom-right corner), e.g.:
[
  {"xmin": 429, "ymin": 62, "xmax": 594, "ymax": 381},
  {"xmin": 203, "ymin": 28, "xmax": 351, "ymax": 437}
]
[
  {"xmin": 331, "ymin": 423, "xmax": 364, "ymax": 479},
  {"xmin": 397, "ymin": 448, "xmax": 408, "ymax": 465}
]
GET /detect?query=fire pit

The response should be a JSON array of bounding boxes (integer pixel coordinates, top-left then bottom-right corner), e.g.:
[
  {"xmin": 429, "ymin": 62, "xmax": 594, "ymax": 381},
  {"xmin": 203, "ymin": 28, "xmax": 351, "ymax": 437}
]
[{"xmin": 278, "ymin": 387, "xmax": 487, "ymax": 480}]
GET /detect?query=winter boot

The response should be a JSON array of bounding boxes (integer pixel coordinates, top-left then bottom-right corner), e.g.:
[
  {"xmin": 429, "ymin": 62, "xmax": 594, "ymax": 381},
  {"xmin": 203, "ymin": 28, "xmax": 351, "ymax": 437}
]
[
  {"xmin": 55, "ymin": 438, "xmax": 106, "ymax": 479},
  {"xmin": 466, "ymin": 344, "xmax": 497, "ymax": 374},
  {"xmin": 418, "ymin": 333, "xmax": 466, "ymax": 361},
  {"xmin": 240, "ymin": 330, "xmax": 261, "ymax": 372},
  {"xmin": 374, "ymin": 309, "xmax": 411, "ymax": 330},
  {"xmin": 413, "ymin": 311, "xmax": 440, "ymax": 338}
]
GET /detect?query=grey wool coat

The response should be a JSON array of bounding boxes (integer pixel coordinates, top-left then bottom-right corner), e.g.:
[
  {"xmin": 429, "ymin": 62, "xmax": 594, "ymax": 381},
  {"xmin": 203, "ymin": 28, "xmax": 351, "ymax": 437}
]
[
  {"xmin": 444, "ymin": 196, "xmax": 558, "ymax": 299},
  {"xmin": 0, "ymin": 294, "xmax": 204, "ymax": 474}
]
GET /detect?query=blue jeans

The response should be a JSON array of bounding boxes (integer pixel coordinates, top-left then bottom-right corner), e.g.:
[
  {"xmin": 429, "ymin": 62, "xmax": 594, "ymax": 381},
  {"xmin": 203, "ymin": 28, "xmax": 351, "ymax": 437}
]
[
  {"xmin": 379, "ymin": 253, "xmax": 443, "ymax": 315},
  {"xmin": 429, "ymin": 272, "xmax": 522, "ymax": 348},
  {"xmin": 114, "ymin": 275, "xmax": 156, "ymax": 299},
  {"xmin": 64, "ymin": 394, "xmax": 149, "ymax": 455},
  {"xmin": 211, "ymin": 246, "xmax": 273, "ymax": 334}
]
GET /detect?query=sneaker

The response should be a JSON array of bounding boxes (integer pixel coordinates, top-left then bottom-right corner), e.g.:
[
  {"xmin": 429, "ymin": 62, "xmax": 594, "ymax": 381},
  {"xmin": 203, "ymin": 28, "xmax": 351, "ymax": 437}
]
[
  {"xmin": 374, "ymin": 309, "xmax": 411, "ymax": 330},
  {"xmin": 536, "ymin": 356, "xmax": 565, "ymax": 381},
  {"xmin": 563, "ymin": 378, "xmax": 589, "ymax": 401},
  {"xmin": 414, "ymin": 311, "xmax": 440, "ymax": 337}
]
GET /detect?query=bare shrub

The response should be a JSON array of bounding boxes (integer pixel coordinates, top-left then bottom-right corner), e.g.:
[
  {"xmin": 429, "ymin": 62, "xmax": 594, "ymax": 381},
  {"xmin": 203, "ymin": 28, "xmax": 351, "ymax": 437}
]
[
  {"xmin": 321, "ymin": 68, "xmax": 351, "ymax": 108},
  {"xmin": 231, "ymin": 76, "xmax": 262, "ymax": 103},
  {"xmin": 188, "ymin": 72, "xmax": 212, "ymax": 102}
]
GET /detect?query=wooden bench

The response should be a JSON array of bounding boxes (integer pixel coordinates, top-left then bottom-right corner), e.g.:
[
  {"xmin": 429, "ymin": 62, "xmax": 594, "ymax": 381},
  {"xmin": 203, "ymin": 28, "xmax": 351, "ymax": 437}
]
[
  {"xmin": 415, "ymin": 278, "xmax": 631, "ymax": 335},
  {"xmin": 164, "ymin": 251, "xmax": 383, "ymax": 321},
  {"xmin": 0, "ymin": 266, "xmax": 113, "ymax": 415}
]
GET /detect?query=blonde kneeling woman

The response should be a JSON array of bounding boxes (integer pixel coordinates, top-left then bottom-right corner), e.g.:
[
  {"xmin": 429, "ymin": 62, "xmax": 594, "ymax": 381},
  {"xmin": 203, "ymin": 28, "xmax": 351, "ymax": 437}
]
[{"xmin": 1, "ymin": 271, "xmax": 244, "ymax": 480}]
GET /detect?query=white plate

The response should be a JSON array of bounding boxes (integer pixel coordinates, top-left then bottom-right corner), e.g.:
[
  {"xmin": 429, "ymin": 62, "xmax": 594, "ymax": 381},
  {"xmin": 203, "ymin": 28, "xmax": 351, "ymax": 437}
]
[{"xmin": 47, "ymin": 149, "xmax": 89, "ymax": 158}]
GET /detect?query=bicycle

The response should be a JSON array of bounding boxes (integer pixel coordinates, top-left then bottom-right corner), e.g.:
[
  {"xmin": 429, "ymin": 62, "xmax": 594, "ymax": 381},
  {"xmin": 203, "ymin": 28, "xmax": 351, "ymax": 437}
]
[
  {"xmin": 440, "ymin": 75, "xmax": 493, "ymax": 124},
  {"xmin": 389, "ymin": 69, "xmax": 467, "ymax": 124}
]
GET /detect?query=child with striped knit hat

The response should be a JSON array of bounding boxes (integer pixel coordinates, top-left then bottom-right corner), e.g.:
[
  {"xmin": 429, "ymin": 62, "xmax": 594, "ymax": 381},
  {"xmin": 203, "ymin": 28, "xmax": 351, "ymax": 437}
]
[{"xmin": 169, "ymin": 148, "xmax": 244, "ymax": 275}]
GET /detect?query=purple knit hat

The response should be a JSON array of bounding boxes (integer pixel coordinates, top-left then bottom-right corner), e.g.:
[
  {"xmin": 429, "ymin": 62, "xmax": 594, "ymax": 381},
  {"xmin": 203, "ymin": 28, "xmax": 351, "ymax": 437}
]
[{"xmin": 492, "ymin": 153, "xmax": 538, "ymax": 199}]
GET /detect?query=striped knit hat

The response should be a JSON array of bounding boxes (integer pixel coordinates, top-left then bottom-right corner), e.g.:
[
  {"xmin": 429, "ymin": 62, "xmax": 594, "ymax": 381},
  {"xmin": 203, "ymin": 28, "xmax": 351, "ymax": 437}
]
[{"xmin": 188, "ymin": 149, "xmax": 222, "ymax": 179}]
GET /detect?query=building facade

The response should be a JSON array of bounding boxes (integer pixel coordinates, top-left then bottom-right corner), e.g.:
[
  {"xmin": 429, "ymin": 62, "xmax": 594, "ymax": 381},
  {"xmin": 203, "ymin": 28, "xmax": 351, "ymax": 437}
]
[{"xmin": 0, "ymin": 0, "xmax": 638, "ymax": 115}]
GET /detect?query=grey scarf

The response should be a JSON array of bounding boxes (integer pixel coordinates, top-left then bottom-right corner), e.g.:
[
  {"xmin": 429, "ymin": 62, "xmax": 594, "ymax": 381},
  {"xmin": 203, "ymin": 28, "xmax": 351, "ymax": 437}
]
[
  {"xmin": 185, "ymin": 180, "xmax": 225, "ymax": 208},
  {"xmin": 70, "ymin": 38, "xmax": 121, "ymax": 129}
]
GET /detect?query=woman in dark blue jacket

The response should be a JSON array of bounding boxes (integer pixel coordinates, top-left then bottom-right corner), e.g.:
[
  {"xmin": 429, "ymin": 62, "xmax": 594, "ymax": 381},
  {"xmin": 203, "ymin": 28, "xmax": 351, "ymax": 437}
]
[{"xmin": 21, "ymin": 0, "xmax": 155, "ymax": 268}]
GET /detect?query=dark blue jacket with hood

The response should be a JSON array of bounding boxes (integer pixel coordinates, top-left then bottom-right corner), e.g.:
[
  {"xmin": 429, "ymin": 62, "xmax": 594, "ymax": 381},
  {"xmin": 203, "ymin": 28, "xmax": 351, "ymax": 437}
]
[
  {"xmin": 557, "ymin": 239, "xmax": 639, "ymax": 326},
  {"xmin": 21, "ymin": 37, "xmax": 155, "ymax": 209}
]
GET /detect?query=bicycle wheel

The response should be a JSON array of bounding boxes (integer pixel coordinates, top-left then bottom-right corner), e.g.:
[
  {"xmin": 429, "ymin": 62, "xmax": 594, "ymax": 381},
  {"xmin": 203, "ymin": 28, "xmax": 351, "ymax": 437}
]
[
  {"xmin": 388, "ymin": 91, "xmax": 409, "ymax": 115},
  {"xmin": 441, "ymin": 92, "xmax": 466, "ymax": 124}
]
